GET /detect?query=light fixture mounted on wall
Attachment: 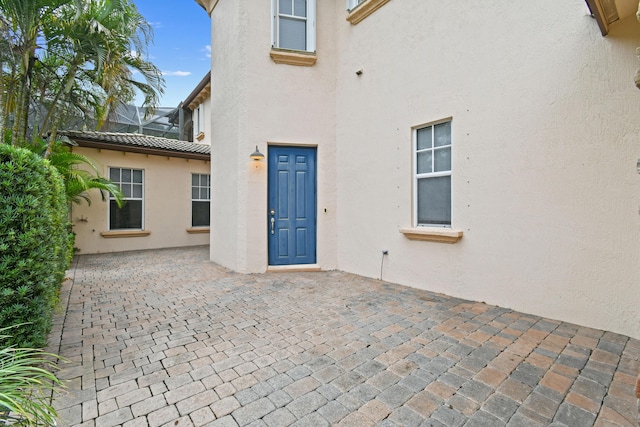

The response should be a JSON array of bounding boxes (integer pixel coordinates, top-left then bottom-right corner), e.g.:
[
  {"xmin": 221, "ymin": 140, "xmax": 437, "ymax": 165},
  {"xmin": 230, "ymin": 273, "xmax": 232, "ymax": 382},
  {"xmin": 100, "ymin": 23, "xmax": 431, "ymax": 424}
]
[{"xmin": 250, "ymin": 145, "xmax": 264, "ymax": 161}]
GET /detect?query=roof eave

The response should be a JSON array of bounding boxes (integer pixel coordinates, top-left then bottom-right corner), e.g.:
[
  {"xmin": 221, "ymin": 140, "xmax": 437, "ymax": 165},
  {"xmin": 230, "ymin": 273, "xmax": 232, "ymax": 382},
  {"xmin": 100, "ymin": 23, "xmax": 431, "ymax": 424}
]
[
  {"xmin": 195, "ymin": 0, "xmax": 219, "ymax": 15},
  {"xmin": 71, "ymin": 138, "xmax": 210, "ymax": 161},
  {"xmin": 182, "ymin": 71, "xmax": 212, "ymax": 110}
]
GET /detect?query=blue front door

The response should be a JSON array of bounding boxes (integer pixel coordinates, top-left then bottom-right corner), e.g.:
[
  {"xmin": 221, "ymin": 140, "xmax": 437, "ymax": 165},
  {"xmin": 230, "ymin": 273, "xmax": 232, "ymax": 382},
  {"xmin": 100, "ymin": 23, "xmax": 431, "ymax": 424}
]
[{"xmin": 268, "ymin": 146, "xmax": 317, "ymax": 265}]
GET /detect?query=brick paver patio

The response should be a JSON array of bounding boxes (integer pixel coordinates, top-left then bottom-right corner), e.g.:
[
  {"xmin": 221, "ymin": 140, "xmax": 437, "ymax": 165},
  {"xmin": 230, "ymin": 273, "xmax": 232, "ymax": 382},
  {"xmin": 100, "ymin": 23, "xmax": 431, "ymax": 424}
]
[{"xmin": 49, "ymin": 246, "xmax": 640, "ymax": 426}]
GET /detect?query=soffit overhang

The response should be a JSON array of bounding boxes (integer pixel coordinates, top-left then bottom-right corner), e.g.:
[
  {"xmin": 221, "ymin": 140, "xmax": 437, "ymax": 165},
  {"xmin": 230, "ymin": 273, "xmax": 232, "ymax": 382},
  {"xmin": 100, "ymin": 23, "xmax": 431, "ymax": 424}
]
[
  {"xmin": 586, "ymin": 0, "xmax": 637, "ymax": 35},
  {"xmin": 195, "ymin": 0, "xmax": 219, "ymax": 16}
]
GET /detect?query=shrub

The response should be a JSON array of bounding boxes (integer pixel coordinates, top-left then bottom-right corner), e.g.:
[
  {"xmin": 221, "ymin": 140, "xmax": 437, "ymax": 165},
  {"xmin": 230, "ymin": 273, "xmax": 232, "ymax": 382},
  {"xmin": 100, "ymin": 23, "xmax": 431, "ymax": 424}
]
[{"xmin": 0, "ymin": 144, "xmax": 72, "ymax": 348}]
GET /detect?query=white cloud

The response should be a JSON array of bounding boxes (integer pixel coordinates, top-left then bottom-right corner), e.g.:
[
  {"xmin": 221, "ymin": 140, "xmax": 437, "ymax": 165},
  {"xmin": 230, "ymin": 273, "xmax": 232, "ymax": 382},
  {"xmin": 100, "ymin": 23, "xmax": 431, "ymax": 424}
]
[
  {"xmin": 205, "ymin": 45, "xmax": 211, "ymax": 58},
  {"xmin": 162, "ymin": 71, "xmax": 192, "ymax": 77}
]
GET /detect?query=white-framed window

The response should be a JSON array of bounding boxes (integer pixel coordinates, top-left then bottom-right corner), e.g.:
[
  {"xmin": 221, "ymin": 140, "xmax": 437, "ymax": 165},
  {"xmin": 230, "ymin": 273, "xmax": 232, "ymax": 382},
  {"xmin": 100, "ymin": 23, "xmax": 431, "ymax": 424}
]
[
  {"xmin": 347, "ymin": 0, "xmax": 365, "ymax": 11},
  {"xmin": 271, "ymin": 0, "xmax": 316, "ymax": 52},
  {"xmin": 109, "ymin": 167, "xmax": 144, "ymax": 230},
  {"xmin": 192, "ymin": 173, "xmax": 210, "ymax": 227},
  {"xmin": 414, "ymin": 120, "xmax": 452, "ymax": 227},
  {"xmin": 194, "ymin": 105, "xmax": 203, "ymax": 135}
]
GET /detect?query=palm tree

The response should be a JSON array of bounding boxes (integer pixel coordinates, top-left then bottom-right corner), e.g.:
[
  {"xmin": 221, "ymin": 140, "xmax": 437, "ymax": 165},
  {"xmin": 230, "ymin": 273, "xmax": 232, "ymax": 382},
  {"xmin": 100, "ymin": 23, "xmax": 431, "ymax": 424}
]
[
  {"xmin": 0, "ymin": 327, "xmax": 65, "ymax": 426},
  {"xmin": 24, "ymin": 136, "xmax": 124, "ymax": 207},
  {"xmin": 40, "ymin": 0, "xmax": 164, "ymax": 151},
  {"xmin": 0, "ymin": 0, "xmax": 165, "ymax": 153},
  {"xmin": 47, "ymin": 140, "xmax": 125, "ymax": 207},
  {"xmin": 0, "ymin": 0, "xmax": 163, "ymax": 204},
  {"xmin": 0, "ymin": 0, "xmax": 68, "ymax": 145}
]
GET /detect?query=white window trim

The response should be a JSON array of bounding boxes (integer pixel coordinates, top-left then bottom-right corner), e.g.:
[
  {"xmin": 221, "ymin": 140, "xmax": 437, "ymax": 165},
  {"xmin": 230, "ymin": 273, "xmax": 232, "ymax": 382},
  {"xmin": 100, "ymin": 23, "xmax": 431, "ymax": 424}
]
[
  {"xmin": 194, "ymin": 105, "xmax": 205, "ymax": 141},
  {"xmin": 191, "ymin": 173, "xmax": 211, "ymax": 228},
  {"xmin": 194, "ymin": 105, "xmax": 201, "ymax": 135},
  {"xmin": 413, "ymin": 119, "xmax": 452, "ymax": 228},
  {"xmin": 346, "ymin": 0, "xmax": 391, "ymax": 24},
  {"xmin": 346, "ymin": 0, "xmax": 364, "ymax": 11},
  {"xmin": 271, "ymin": 0, "xmax": 316, "ymax": 53},
  {"xmin": 108, "ymin": 167, "xmax": 144, "ymax": 231}
]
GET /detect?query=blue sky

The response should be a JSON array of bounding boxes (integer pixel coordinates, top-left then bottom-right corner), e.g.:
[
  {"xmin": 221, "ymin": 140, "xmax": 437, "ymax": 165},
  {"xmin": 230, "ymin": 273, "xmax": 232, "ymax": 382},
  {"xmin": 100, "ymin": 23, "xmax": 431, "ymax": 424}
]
[{"xmin": 132, "ymin": 0, "xmax": 211, "ymax": 107}]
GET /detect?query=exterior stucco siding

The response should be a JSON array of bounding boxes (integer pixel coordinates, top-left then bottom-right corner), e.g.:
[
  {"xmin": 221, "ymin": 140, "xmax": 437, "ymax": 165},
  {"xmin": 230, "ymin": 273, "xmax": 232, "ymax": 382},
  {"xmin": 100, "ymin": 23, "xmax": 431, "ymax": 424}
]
[
  {"xmin": 70, "ymin": 147, "xmax": 210, "ymax": 254},
  {"xmin": 206, "ymin": 0, "xmax": 640, "ymax": 339},
  {"xmin": 209, "ymin": 0, "xmax": 338, "ymax": 272},
  {"xmin": 209, "ymin": 0, "xmax": 248, "ymax": 271},
  {"xmin": 335, "ymin": 0, "xmax": 640, "ymax": 339}
]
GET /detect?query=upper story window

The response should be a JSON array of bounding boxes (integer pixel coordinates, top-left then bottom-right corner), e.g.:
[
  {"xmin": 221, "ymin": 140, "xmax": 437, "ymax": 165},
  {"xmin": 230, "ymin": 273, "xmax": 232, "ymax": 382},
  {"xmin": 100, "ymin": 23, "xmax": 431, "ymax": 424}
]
[
  {"xmin": 347, "ymin": 0, "xmax": 365, "ymax": 11},
  {"xmin": 194, "ymin": 105, "xmax": 202, "ymax": 135},
  {"xmin": 109, "ymin": 167, "xmax": 144, "ymax": 230},
  {"xmin": 346, "ymin": 0, "xmax": 391, "ymax": 25},
  {"xmin": 414, "ymin": 120, "xmax": 452, "ymax": 227},
  {"xmin": 271, "ymin": 0, "xmax": 316, "ymax": 52},
  {"xmin": 193, "ymin": 105, "xmax": 205, "ymax": 141}
]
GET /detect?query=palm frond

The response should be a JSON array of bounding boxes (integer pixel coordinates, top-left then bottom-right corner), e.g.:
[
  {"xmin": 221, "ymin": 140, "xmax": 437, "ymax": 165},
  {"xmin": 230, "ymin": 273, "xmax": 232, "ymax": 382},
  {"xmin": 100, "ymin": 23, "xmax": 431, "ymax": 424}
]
[{"xmin": 0, "ymin": 326, "xmax": 65, "ymax": 426}]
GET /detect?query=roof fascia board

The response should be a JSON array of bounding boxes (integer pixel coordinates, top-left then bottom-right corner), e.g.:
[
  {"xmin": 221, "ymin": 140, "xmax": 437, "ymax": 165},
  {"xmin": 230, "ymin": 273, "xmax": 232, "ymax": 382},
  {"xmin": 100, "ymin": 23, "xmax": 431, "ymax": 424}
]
[
  {"xmin": 182, "ymin": 71, "xmax": 212, "ymax": 109},
  {"xmin": 72, "ymin": 139, "xmax": 210, "ymax": 161}
]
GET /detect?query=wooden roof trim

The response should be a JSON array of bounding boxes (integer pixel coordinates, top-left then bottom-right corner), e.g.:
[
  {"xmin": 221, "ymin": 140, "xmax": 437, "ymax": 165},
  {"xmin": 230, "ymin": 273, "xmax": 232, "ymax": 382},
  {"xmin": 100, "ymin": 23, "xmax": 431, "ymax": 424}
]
[
  {"xmin": 187, "ymin": 83, "xmax": 211, "ymax": 110},
  {"xmin": 183, "ymin": 72, "xmax": 211, "ymax": 110}
]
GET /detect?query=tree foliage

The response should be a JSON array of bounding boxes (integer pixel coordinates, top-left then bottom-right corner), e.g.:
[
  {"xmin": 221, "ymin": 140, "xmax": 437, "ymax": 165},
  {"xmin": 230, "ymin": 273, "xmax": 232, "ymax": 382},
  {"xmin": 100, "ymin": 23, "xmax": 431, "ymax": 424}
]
[
  {"xmin": 0, "ymin": 0, "xmax": 165, "ymax": 155},
  {"xmin": 25, "ymin": 136, "xmax": 124, "ymax": 207}
]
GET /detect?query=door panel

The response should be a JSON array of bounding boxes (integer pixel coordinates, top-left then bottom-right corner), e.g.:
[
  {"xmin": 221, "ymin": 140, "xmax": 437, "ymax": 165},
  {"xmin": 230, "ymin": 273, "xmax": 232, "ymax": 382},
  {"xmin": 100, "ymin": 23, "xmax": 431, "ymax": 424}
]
[{"xmin": 268, "ymin": 146, "xmax": 316, "ymax": 265}]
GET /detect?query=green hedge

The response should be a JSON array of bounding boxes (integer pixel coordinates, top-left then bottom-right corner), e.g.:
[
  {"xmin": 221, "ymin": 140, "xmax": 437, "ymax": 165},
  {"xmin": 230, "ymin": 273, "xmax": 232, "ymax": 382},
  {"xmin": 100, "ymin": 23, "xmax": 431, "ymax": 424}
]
[{"xmin": 0, "ymin": 144, "xmax": 72, "ymax": 348}]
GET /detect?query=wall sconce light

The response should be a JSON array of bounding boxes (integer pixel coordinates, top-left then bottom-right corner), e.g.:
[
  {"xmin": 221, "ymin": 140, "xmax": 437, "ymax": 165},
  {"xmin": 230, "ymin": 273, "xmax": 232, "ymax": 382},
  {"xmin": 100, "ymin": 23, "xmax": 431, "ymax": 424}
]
[{"xmin": 250, "ymin": 145, "xmax": 265, "ymax": 161}]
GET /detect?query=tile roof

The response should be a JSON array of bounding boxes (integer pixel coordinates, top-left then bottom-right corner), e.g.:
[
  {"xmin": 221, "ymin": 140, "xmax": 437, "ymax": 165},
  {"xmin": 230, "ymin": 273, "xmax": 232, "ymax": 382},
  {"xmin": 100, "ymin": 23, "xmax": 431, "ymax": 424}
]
[{"xmin": 61, "ymin": 130, "xmax": 210, "ymax": 158}]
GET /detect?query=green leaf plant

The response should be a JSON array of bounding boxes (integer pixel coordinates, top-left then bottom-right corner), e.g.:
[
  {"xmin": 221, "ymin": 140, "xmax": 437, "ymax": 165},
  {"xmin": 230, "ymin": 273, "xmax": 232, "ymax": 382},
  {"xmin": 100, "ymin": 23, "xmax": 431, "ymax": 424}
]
[{"xmin": 0, "ymin": 327, "xmax": 65, "ymax": 426}]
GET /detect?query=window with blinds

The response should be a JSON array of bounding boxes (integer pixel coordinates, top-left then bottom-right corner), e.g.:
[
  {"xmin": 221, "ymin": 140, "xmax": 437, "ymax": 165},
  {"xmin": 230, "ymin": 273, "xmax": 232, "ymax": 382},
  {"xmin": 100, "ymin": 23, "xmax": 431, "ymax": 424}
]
[
  {"xmin": 191, "ymin": 173, "xmax": 210, "ymax": 227},
  {"xmin": 272, "ymin": 0, "xmax": 316, "ymax": 52},
  {"xmin": 414, "ymin": 120, "xmax": 452, "ymax": 227},
  {"xmin": 109, "ymin": 167, "xmax": 144, "ymax": 230}
]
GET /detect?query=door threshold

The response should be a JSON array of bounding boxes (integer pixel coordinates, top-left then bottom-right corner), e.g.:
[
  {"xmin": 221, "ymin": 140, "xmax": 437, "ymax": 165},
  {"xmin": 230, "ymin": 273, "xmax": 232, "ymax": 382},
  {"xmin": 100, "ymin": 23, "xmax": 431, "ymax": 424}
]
[{"xmin": 267, "ymin": 264, "xmax": 321, "ymax": 273}]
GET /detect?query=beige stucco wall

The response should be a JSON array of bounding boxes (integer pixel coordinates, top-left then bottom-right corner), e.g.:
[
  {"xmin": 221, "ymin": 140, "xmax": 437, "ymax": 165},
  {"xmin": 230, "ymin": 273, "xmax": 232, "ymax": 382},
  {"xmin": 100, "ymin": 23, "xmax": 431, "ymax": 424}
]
[
  {"xmin": 335, "ymin": 0, "xmax": 640, "ymax": 340},
  {"xmin": 204, "ymin": 0, "xmax": 640, "ymax": 339},
  {"xmin": 70, "ymin": 147, "xmax": 210, "ymax": 254},
  {"xmin": 208, "ymin": 0, "xmax": 338, "ymax": 273}
]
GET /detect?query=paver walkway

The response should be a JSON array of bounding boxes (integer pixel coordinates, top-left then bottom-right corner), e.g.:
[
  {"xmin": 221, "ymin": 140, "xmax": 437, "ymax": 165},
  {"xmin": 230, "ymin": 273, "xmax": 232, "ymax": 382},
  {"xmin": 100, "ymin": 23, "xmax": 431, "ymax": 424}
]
[{"xmin": 49, "ymin": 246, "xmax": 640, "ymax": 427}]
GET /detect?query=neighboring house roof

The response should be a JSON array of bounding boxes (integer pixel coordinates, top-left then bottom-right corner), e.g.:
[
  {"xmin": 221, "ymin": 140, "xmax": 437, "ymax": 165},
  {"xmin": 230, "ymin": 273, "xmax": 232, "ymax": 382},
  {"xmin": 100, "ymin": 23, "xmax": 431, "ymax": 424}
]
[
  {"xmin": 61, "ymin": 130, "xmax": 210, "ymax": 161},
  {"xmin": 183, "ymin": 71, "xmax": 211, "ymax": 110}
]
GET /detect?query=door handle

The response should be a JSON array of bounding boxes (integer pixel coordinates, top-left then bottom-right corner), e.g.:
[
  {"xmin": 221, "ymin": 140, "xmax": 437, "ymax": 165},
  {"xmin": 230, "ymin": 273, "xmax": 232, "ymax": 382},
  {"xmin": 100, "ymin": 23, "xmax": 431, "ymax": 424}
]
[{"xmin": 269, "ymin": 209, "xmax": 276, "ymax": 235}]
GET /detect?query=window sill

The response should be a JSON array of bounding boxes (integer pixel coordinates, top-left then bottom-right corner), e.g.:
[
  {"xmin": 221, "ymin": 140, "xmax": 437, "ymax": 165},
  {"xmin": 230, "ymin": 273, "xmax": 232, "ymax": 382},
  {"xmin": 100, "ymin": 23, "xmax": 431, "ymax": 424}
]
[
  {"xmin": 399, "ymin": 227, "xmax": 463, "ymax": 244},
  {"xmin": 347, "ymin": 0, "xmax": 391, "ymax": 25},
  {"xmin": 101, "ymin": 230, "xmax": 150, "ymax": 238},
  {"xmin": 186, "ymin": 227, "xmax": 210, "ymax": 234},
  {"xmin": 270, "ymin": 48, "xmax": 317, "ymax": 67},
  {"xmin": 195, "ymin": 132, "xmax": 205, "ymax": 141}
]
